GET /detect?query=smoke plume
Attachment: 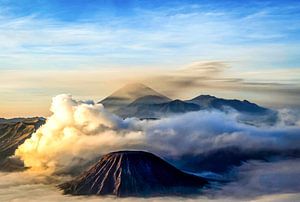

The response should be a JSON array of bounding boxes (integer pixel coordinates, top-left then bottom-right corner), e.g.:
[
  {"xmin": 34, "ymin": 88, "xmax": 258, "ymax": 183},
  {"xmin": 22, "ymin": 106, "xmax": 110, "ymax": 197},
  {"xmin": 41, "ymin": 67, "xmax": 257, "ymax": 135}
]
[{"xmin": 15, "ymin": 94, "xmax": 144, "ymax": 173}]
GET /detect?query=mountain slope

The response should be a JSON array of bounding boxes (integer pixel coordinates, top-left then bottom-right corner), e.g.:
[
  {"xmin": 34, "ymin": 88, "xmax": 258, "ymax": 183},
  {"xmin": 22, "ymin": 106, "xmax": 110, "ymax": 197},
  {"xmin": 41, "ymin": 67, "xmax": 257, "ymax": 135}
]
[
  {"xmin": 99, "ymin": 83, "xmax": 171, "ymax": 113},
  {"xmin": 187, "ymin": 95, "xmax": 268, "ymax": 113},
  {"xmin": 0, "ymin": 117, "xmax": 45, "ymax": 166},
  {"xmin": 59, "ymin": 151, "xmax": 208, "ymax": 197},
  {"xmin": 117, "ymin": 98, "xmax": 201, "ymax": 119},
  {"xmin": 186, "ymin": 95, "xmax": 277, "ymax": 125}
]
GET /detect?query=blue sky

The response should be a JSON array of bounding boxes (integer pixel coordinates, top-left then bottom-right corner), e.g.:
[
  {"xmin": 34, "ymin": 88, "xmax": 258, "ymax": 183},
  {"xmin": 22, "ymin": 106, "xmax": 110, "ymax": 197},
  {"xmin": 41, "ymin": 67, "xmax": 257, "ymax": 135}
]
[
  {"xmin": 0, "ymin": 0, "xmax": 300, "ymax": 117},
  {"xmin": 1, "ymin": 0, "xmax": 300, "ymax": 70}
]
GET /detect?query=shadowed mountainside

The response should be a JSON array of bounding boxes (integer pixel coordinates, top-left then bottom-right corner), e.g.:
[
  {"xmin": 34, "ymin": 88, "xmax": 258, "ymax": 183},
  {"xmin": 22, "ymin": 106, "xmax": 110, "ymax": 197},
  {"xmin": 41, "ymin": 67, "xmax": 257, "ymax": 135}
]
[
  {"xmin": 186, "ymin": 95, "xmax": 268, "ymax": 114},
  {"xmin": 117, "ymin": 98, "xmax": 201, "ymax": 119},
  {"xmin": 0, "ymin": 117, "xmax": 45, "ymax": 170}
]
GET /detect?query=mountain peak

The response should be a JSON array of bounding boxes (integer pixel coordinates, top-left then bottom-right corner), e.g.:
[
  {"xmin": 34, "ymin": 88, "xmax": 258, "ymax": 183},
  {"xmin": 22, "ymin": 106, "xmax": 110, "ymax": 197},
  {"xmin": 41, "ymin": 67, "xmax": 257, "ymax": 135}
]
[
  {"xmin": 110, "ymin": 83, "xmax": 163, "ymax": 98},
  {"xmin": 59, "ymin": 150, "xmax": 207, "ymax": 197},
  {"xmin": 99, "ymin": 83, "xmax": 170, "ymax": 113},
  {"xmin": 192, "ymin": 95, "xmax": 216, "ymax": 100},
  {"xmin": 120, "ymin": 82, "xmax": 149, "ymax": 91}
]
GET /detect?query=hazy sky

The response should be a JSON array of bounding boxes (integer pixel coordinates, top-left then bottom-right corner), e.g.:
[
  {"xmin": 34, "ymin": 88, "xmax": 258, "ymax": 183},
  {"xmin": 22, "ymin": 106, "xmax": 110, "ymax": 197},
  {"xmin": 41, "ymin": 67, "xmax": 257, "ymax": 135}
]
[{"xmin": 0, "ymin": 0, "xmax": 300, "ymax": 117}]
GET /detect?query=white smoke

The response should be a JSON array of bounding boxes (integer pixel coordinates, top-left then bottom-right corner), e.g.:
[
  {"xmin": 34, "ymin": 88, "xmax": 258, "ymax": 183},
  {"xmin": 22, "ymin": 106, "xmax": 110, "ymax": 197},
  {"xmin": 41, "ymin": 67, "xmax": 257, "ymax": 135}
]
[
  {"xmin": 145, "ymin": 110, "xmax": 300, "ymax": 156},
  {"xmin": 15, "ymin": 94, "xmax": 145, "ymax": 173},
  {"xmin": 277, "ymin": 108, "xmax": 300, "ymax": 126},
  {"xmin": 15, "ymin": 94, "xmax": 300, "ymax": 174}
]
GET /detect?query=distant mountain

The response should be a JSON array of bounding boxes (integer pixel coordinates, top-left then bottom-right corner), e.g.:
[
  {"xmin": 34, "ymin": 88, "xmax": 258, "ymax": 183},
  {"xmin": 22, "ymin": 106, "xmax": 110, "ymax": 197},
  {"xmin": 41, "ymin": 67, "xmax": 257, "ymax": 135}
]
[
  {"xmin": 186, "ymin": 95, "xmax": 268, "ymax": 114},
  {"xmin": 59, "ymin": 151, "xmax": 207, "ymax": 197},
  {"xmin": 99, "ymin": 83, "xmax": 277, "ymax": 123},
  {"xmin": 99, "ymin": 83, "xmax": 171, "ymax": 113},
  {"xmin": 186, "ymin": 95, "xmax": 278, "ymax": 125},
  {"xmin": 117, "ymin": 98, "xmax": 201, "ymax": 119},
  {"xmin": 0, "ymin": 117, "xmax": 45, "ymax": 168}
]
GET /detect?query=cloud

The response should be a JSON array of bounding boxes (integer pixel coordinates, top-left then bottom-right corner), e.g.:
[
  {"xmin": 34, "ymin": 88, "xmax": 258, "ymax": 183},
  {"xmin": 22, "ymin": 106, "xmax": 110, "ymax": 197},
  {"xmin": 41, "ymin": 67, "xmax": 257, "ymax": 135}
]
[
  {"xmin": 209, "ymin": 159, "xmax": 300, "ymax": 199},
  {"xmin": 2, "ymin": 93, "xmax": 299, "ymax": 201},
  {"xmin": 278, "ymin": 108, "xmax": 300, "ymax": 126},
  {"xmin": 145, "ymin": 110, "xmax": 300, "ymax": 157},
  {"xmin": 1, "ymin": 1, "xmax": 300, "ymax": 70},
  {"xmin": 144, "ymin": 61, "xmax": 300, "ymax": 108},
  {"xmin": 1, "ymin": 163, "xmax": 300, "ymax": 202},
  {"xmin": 14, "ymin": 94, "xmax": 300, "ymax": 175},
  {"xmin": 15, "ymin": 94, "xmax": 145, "ymax": 173}
]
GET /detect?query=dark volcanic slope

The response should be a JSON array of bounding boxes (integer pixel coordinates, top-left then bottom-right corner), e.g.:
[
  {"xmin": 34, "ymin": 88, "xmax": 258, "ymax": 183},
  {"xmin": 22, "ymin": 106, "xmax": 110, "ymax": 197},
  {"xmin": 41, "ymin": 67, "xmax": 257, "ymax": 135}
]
[
  {"xmin": 0, "ymin": 117, "xmax": 45, "ymax": 163},
  {"xmin": 60, "ymin": 151, "xmax": 208, "ymax": 197},
  {"xmin": 117, "ymin": 99, "xmax": 201, "ymax": 119}
]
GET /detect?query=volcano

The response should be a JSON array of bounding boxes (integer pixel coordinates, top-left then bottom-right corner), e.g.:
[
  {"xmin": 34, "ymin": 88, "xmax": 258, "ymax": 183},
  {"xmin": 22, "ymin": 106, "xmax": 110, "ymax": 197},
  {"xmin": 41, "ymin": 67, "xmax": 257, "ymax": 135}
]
[
  {"xmin": 59, "ymin": 151, "xmax": 208, "ymax": 197},
  {"xmin": 100, "ymin": 83, "xmax": 171, "ymax": 113}
]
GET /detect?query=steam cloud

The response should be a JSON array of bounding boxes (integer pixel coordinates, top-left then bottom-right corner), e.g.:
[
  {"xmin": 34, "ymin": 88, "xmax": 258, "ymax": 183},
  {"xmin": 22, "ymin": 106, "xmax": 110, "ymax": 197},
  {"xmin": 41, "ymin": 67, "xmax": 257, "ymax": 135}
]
[
  {"xmin": 15, "ymin": 94, "xmax": 300, "ymax": 175},
  {"xmin": 6, "ymin": 94, "xmax": 300, "ymax": 201},
  {"xmin": 15, "ymin": 94, "xmax": 144, "ymax": 173}
]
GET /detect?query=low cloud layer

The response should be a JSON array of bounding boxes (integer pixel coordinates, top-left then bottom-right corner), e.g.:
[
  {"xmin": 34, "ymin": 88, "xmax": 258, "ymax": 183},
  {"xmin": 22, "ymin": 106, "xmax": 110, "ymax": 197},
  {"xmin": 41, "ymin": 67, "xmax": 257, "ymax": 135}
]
[
  {"xmin": 15, "ymin": 94, "xmax": 300, "ymax": 175},
  {"xmin": 207, "ymin": 159, "xmax": 300, "ymax": 199},
  {"xmin": 145, "ymin": 111, "xmax": 300, "ymax": 157},
  {"xmin": 1, "ymin": 159, "xmax": 300, "ymax": 202}
]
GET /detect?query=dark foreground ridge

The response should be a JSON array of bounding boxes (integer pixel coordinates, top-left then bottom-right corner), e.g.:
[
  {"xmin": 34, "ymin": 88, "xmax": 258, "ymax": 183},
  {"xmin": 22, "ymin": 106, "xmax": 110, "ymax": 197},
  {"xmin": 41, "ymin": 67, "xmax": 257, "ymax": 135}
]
[
  {"xmin": 59, "ymin": 151, "xmax": 208, "ymax": 197},
  {"xmin": 0, "ymin": 117, "xmax": 45, "ymax": 171}
]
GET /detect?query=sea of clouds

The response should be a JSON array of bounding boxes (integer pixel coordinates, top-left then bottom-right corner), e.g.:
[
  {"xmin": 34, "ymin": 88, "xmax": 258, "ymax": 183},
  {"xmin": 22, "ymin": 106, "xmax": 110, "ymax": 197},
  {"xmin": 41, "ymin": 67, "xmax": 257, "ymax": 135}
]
[{"xmin": 1, "ymin": 160, "xmax": 300, "ymax": 202}]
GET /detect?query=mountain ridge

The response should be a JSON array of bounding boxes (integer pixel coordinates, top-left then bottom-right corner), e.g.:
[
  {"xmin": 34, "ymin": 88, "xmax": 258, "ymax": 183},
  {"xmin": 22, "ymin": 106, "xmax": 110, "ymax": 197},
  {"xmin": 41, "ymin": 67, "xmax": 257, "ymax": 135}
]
[
  {"xmin": 186, "ymin": 94, "xmax": 268, "ymax": 114},
  {"xmin": 0, "ymin": 117, "xmax": 45, "ymax": 171},
  {"xmin": 99, "ymin": 83, "xmax": 276, "ymax": 121}
]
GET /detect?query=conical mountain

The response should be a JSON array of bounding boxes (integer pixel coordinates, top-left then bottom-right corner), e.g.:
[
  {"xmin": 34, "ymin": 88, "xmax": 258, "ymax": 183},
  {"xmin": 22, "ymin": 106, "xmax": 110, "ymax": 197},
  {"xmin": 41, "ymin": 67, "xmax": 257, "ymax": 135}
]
[
  {"xmin": 99, "ymin": 83, "xmax": 171, "ymax": 113},
  {"xmin": 59, "ymin": 151, "xmax": 207, "ymax": 197}
]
